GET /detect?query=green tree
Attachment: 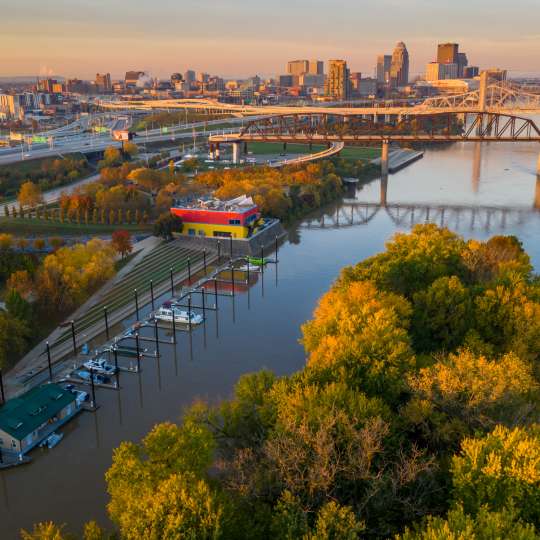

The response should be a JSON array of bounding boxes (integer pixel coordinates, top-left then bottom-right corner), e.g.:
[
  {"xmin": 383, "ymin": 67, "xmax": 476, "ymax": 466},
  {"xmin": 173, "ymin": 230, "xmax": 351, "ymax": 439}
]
[
  {"xmin": 397, "ymin": 505, "xmax": 539, "ymax": 540},
  {"xmin": 451, "ymin": 425, "xmax": 540, "ymax": 525},
  {"xmin": 153, "ymin": 213, "xmax": 183, "ymax": 240},
  {"xmin": 18, "ymin": 180, "xmax": 43, "ymax": 208}
]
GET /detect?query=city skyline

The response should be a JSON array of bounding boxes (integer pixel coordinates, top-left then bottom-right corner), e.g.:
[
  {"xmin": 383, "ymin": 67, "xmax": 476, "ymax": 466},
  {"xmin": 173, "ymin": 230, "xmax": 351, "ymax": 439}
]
[{"xmin": 3, "ymin": 0, "xmax": 540, "ymax": 79}]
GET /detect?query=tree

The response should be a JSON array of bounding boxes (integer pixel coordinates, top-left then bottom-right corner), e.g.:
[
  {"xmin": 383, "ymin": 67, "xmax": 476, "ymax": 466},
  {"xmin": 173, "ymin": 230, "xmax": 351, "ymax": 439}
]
[
  {"xmin": 0, "ymin": 233, "xmax": 14, "ymax": 250},
  {"xmin": 18, "ymin": 181, "xmax": 43, "ymax": 208},
  {"xmin": 19, "ymin": 521, "xmax": 71, "ymax": 540},
  {"xmin": 5, "ymin": 289, "xmax": 32, "ymax": 322},
  {"xmin": 153, "ymin": 213, "xmax": 183, "ymax": 240},
  {"xmin": 106, "ymin": 421, "xmax": 222, "ymax": 539},
  {"xmin": 451, "ymin": 425, "xmax": 540, "ymax": 525},
  {"xmin": 397, "ymin": 505, "xmax": 539, "ymax": 540},
  {"xmin": 123, "ymin": 141, "xmax": 139, "ymax": 158},
  {"xmin": 111, "ymin": 230, "xmax": 133, "ymax": 259},
  {"xmin": 405, "ymin": 350, "xmax": 538, "ymax": 449},
  {"xmin": 0, "ymin": 312, "xmax": 29, "ymax": 371},
  {"xmin": 101, "ymin": 146, "xmax": 122, "ymax": 168}
]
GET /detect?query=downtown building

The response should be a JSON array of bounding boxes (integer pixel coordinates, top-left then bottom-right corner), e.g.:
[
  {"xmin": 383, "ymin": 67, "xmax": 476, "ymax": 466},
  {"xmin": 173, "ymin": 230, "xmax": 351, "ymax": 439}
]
[
  {"xmin": 325, "ymin": 59, "xmax": 350, "ymax": 99},
  {"xmin": 389, "ymin": 42, "xmax": 409, "ymax": 88}
]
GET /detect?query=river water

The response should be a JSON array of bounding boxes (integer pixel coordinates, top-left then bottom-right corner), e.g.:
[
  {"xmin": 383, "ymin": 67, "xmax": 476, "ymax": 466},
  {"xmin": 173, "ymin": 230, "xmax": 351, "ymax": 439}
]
[{"xmin": 1, "ymin": 140, "xmax": 539, "ymax": 538}]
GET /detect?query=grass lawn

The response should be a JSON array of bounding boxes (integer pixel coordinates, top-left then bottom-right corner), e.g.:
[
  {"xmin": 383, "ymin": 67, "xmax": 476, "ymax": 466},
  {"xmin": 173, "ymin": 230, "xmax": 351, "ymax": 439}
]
[
  {"xmin": 246, "ymin": 142, "xmax": 327, "ymax": 155},
  {"xmin": 338, "ymin": 146, "xmax": 381, "ymax": 161},
  {"xmin": 0, "ymin": 217, "xmax": 152, "ymax": 236},
  {"xmin": 0, "ymin": 152, "xmax": 88, "ymax": 176}
]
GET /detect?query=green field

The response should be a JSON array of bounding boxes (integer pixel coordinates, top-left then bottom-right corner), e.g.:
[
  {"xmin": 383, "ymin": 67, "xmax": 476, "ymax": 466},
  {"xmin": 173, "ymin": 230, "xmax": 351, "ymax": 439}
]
[
  {"xmin": 0, "ymin": 152, "xmax": 88, "ymax": 176},
  {"xmin": 338, "ymin": 146, "xmax": 381, "ymax": 161},
  {"xmin": 246, "ymin": 142, "xmax": 327, "ymax": 155},
  {"xmin": 0, "ymin": 217, "xmax": 151, "ymax": 236}
]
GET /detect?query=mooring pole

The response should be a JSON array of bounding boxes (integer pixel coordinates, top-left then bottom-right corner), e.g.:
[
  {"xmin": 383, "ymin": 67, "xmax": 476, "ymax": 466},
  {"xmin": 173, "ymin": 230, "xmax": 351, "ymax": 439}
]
[
  {"xmin": 154, "ymin": 320, "xmax": 160, "ymax": 357},
  {"xmin": 103, "ymin": 307, "xmax": 110, "ymax": 339},
  {"xmin": 229, "ymin": 236, "xmax": 233, "ymax": 258},
  {"xmin": 230, "ymin": 260, "xmax": 235, "ymax": 296},
  {"xmin": 114, "ymin": 347, "xmax": 119, "ymax": 386},
  {"xmin": 202, "ymin": 287, "xmax": 206, "ymax": 319},
  {"xmin": 170, "ymin": 267, "xmax": 174, "ymax": 297},
  {"xmin": 46, "ymin": 341, "xmax": 53, "ymax": 382},
  {"xmin": 214, "ymin": 278, "xmax": 218, "ymax": 308},
  {"xmin": 90, "ymin": 368, "xmax": 96, "ymax": 409},
  {"xmin": 217, "ymin": 241, "xmax": 221, "ymax": 261},
  {"xmin": 172, "ymin": 307, "xmax": 177, "ymax": 343},
  {"xmin": 260, "ymin": 247, "xmax": 264, "ymax": 274},
  {"xmin": 275, "ymin": 235, "xmax": 278, "ymax": 260},
  {"xmin": 150, "ymin": 279, "xmax": 155, "ymax": 310},
  {"xmin": 135, "ymin": 333, "xmax": 141, "ymax": 372},
  {"xmin": 188, "ymin": 295, "xmax": 192, "ymax": 332},
  {"xmin": 134, "ymin": 289, "xmax": 139, "ymax": 321},
  {"xmin": 203, "ymin": 249, "xmax": 207, "ymax": 274},
  {"xmin": 71, "ymin": 320, "xmax": 77, "ymax": 355}
]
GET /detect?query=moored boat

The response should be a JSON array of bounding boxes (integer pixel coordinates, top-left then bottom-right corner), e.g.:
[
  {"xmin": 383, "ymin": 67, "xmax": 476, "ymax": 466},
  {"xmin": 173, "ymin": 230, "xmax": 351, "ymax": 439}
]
[
  {"xmin": 154, "ymin": 307, "xmax": 203, "ymax": 325},
  {"xmin": 83, "ymin": 358, "xmax": 117, "ymax": 375}
]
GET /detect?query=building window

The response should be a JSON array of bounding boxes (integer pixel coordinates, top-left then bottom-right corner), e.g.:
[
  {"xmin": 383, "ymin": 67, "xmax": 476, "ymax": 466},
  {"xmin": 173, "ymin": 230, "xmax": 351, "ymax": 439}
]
[
  {"xmin": 229, "ymin": 219, "xmax": 241, "ymax": 225},
  {"xmin": 188, "ymin": 228, "xmax": 196, "ymax": 236}
]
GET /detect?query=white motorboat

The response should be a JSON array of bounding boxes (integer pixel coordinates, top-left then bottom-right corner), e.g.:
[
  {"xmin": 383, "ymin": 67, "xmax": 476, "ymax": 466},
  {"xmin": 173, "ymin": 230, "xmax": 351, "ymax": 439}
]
[
  {"xmin": 154, "ymin": 307, "xmax": 204, "ymax": 325},
  {"xmin": 83, "ymin": 357, "xmax": 117, "ymax": 375},
  {"xmin": 237, "ymin": 262, "xmax": 262, "ymax": 273},
  {"xmin": 40, "ymin": 432, "xmax": 63, "ymax": 449}
]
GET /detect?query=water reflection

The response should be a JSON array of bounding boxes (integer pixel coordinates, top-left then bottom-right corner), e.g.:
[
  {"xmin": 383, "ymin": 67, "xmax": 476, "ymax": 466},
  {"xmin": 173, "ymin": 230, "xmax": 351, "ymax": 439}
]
[
  {"xmin": 535, "ymin": 176, "xmax": 540, "ymax": 210},
  {"xmin": 472, "ymin": 142, "xmax": 482, "ymax": 193}
]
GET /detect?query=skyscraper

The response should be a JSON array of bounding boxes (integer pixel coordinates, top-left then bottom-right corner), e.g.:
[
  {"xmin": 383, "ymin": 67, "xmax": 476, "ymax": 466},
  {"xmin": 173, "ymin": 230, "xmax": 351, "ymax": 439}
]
[
  {"xmin": 437, "ymin": 43, "xmax": 459, "ymax": 64},
  {"xmin": 287, "ymin": 60, "xmax": 309, "ymax": 76},
  {"xmin": 95, "ymin": 73, "xmax": 111, "ymax": 92},
  {"xmin": 376, "ymin": 55, "xmax": 392, "ymax": 84},
  {"xmin": 457, "ymin": 52, "xmax": 468, "ymax": 78},
  {"xmin": 325, "ymin": 59, "xmax": 350, "ymax": 99},
  {"xmin": 390, "ymin": 42, "xmax": 409, "ymax": 88},
  {"xmin": 308, "ymin": 60, "xmax": 324, "ymax": 75}
]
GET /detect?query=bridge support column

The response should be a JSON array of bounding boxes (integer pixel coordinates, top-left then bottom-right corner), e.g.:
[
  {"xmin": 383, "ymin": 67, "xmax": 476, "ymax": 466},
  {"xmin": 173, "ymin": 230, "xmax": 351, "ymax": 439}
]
[
  {"xmin": 535, "ymin": 175, "xmax": 540, "ymax": 211},
  {"xmin": 232, "ymin": 142, "xmax": 241, "ymax": 164},
  {"xmin": 381, "ymin": 140, "xmax": 390, "ymax": 176},
  {"xmin": 215, "ymin": 144, "xmax": 220, "ymax": 161},
  {"xmin": 243, "ymin": 142, "xmax": 248, "ymax": 154}
]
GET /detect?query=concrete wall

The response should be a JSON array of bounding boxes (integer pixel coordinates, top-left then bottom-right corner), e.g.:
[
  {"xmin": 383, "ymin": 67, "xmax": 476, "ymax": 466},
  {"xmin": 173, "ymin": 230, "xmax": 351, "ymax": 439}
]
[{"xmin": 174, "ymin": 220, "xmax": 286, "ymax": 257}]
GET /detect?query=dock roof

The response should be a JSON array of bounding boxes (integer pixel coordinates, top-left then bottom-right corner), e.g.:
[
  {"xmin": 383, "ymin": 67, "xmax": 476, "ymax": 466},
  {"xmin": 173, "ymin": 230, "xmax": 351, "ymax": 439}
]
[{"xmin": 0, "ymin": 384, "xmax": 75, "ymax": 441}]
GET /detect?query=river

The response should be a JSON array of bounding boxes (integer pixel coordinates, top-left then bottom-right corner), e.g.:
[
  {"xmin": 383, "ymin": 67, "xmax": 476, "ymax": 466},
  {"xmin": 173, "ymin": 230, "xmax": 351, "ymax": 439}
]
[{"xmin": 1, "ymin": 139, "xmax": 539, "ymax": 538}]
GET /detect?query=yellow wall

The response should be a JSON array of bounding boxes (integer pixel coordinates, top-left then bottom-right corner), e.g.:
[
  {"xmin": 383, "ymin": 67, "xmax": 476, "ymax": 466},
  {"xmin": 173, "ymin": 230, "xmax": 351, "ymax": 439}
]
[{"xmin": 182, "ymin": 222, "xmax": 250, "ymax": 239}]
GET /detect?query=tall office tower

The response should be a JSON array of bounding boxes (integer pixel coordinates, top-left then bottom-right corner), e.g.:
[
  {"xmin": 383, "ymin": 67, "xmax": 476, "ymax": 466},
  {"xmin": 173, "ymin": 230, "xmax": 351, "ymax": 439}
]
[
  {"xmin": 437, "ymin": 43, "xmax": 459, "ymax": 64},
  {"xmin": 287, "ymin": 60, "xmax": 309, "ymax": 76},
  {"xmin": 464, "ymin": 66, "xmax": 479, "ymax": 78},
  {"xmin": 457, "ymin": 52, "xmax": 468, "ymax": 78},
  {"xmin": 308, "ymin": 60, "xmax": 324, "ymax": 75},
  {"xmin": 125, "ymin": 71, "xmax": 145, "ymax": 86},
  {"xmin": 390, "ymin": 42, "xmax": 409, "ymax": 88},
  {"xmin": 95, "ymin": 73, "xmax": 112, "ymax": 92},
  {"xmin": 325, "ymin": 59, "xmax": 350, "ymax": 99},
  {"xmin": 376, "ymin": 55, "xmax": 392, "ymax": 84},
  {"xmin": 426, "ymin": 62, "xmax": 444, "ymax": 81}
]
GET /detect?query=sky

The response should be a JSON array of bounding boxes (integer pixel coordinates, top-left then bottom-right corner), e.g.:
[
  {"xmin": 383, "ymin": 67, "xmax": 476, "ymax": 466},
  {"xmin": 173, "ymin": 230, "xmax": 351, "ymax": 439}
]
[{"xmin": 2, "ymin": 0, "xmax": 540, "ymax": 79}]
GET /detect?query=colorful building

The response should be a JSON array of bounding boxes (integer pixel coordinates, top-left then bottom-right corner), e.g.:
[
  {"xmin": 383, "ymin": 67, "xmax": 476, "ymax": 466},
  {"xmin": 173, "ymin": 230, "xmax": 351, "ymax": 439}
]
[{"xmin": 171, "ymin": 196, "xmax": 261, "ymax": 239}]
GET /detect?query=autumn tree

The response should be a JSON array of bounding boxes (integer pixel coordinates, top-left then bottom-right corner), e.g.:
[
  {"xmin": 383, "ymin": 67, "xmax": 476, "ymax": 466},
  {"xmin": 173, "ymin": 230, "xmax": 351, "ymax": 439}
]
[
  {"xmin": 17, "ymin": 181, "xmax": 43, "ymax": 208},
  {"xmin": 111, "ymin": 230, "xmax": 133, "ymax": 259}
]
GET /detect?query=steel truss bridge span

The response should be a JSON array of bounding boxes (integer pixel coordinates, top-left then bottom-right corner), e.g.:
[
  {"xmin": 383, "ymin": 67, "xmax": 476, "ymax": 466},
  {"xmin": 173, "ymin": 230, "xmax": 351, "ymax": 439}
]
[
  {"xmin": 301, "ymin": 201, "xmax": 538, "ymax": 232},
  {"xmin": 208, "ymin": 111, "xmax": 540, "ymax": 144}
]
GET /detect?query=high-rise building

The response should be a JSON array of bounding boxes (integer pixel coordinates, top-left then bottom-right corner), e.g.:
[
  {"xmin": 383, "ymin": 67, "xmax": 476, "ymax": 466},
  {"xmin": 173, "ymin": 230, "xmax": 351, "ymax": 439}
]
[
  {"xmin": 308, "ymin": 60, "xmax": 324, "ymax": 75},
  {"xmin": 37, "ymin": 78, "xmax": 57, "ymax": 93},
  {"xmin": 125, "ymin": 71, "xmax": 145, "ymax": 87},
  {"xmin": 426, "ymin": 62, "xmax": 459, "ymax": 81},
  {"xmin": 390, "ymin": 42, "xmax": 409, "ymax": 88},
  {"xmin": 325, "ymin": 59, "xmax": 350, "ymax": 99},
  {"xmin": 95, "ymin": 73, "xmax": 112, "ymax": 92},
  {"xmin": 437, "ymin": 43, "xmax": 459, "ymax": 64},
  {"xmin": 287, "ymin": 60, "xmax": 309, "ymax": 76},
  {"xmin": 457, "ymin": 53, "xmax": 468, "ymax": 78},
  {"xmin": 349, "ymin": 72, "xmax": 362, "ymax": 94},
  {"xmin": 463, "ymin": 66, "xmax": 479, "ymax": 78},
  {"xmin": 376, "ymin": 55, "xmax": 392, "ymax": 84}
]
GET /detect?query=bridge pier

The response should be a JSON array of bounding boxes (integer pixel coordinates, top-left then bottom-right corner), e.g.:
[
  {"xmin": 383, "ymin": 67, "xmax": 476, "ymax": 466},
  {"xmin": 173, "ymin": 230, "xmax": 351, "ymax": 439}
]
[
  {"xmin": 381, "ymin": 140, "xmax": 390, "ymax": 176},
  {"xmin": 232, "ymin": 142, "xmax": 241, "ymax": 164},
  {"xmin": 215, "ymin": 144, "xmax": 220, "ymax": 161}
]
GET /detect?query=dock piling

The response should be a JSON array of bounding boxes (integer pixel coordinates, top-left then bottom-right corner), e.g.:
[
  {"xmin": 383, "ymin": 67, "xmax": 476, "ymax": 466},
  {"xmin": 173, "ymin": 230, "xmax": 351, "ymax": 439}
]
[
  {"xmin": 214, "ymin": 279, "xmax": 218, "ymax": 308},
  {"xmin": 114, "ymin": 348, "xmax": 120, "ymax": 387},
  {"xmin": 230, "ymin": 261, "xmax": 235, "ymax": 296},
  {"xmin": 170, "ymin": 268, "xmax": 174, "ymax": 297},
  {"xmin": 188, "ymin": 295, "xmax": 193, "ymax": 332},
  {"xmin": 202, "ymin": 287, "xmax": 206, "ymax": 318},
  {"xmin": 154, "ymin": 320, "xmax": 160, "ymax": 357},
  {"xmin": 172, "ymin": 308, "xmax": 177, "ymax": 343},
  {"xmin": 135, "ymin": 333, "xmax": 141, "ymax": 372},
  {"xmin": 90, "ymin": 368, "xmax": 96, "ymax": 409},
  {"xmin": 134, "ymin": 289, "xmax": 139, "ymax": 321}
]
